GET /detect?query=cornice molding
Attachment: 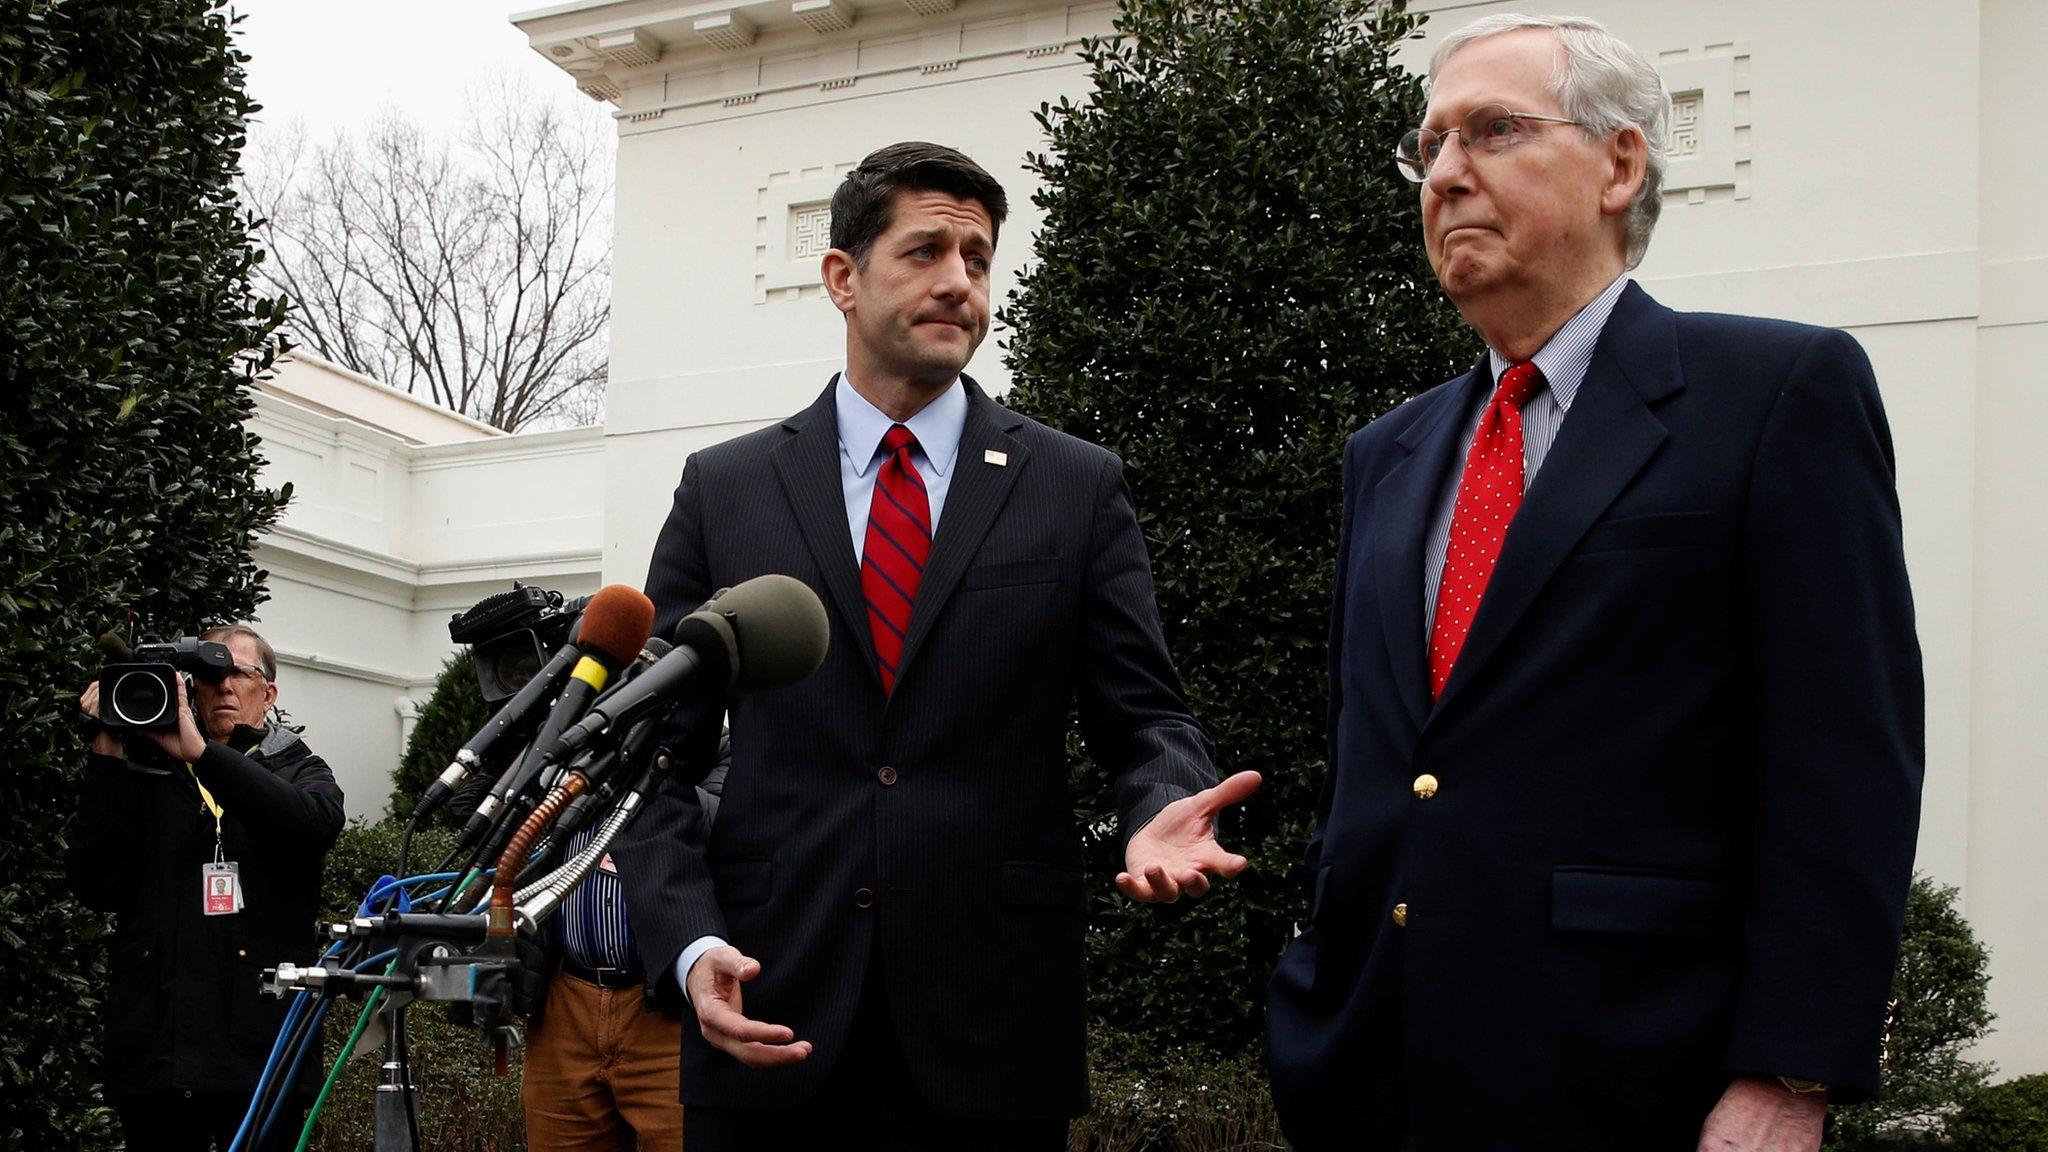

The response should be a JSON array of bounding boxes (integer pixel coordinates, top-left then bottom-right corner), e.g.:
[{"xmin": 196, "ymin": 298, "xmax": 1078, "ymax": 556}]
[{"xmin": 514, "ymin": 0, "xmax": 1109, "ymax": 125}]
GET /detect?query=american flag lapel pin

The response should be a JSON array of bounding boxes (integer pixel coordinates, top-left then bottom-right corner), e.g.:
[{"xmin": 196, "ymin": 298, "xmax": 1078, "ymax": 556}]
[{"xmin": 984, "ymin": 449, "xmax": 1008, "ymax": 467}]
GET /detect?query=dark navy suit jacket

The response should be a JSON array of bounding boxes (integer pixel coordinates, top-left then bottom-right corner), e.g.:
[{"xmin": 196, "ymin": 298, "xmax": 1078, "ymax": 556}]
[
  {"xmin": 616, "ymin": 379, "xmax": 1216, "ymax": 1120},
  {"xmin": 1266, "ymin": 284, "xmax": 1924, "ymax": 1151}
]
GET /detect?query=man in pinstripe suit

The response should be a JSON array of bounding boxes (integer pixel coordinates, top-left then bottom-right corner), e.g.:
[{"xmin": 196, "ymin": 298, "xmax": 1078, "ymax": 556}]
[
  {"xmin": 616, "ymin": 142, "xmax": 1262, "ymax": 1151},
  {"xmin": 1266, "ymin": 18, "xmax": 1922, "ymax": 1152}
]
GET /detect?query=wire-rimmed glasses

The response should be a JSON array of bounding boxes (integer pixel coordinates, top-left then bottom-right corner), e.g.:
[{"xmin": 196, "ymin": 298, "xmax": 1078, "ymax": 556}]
[{"xmin": 1396, "ymin": 104, "xmax": 1583, "ymax": 183}]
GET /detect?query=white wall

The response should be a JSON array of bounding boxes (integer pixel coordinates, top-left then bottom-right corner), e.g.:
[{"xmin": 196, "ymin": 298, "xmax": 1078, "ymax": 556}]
[
  {"xmin": 1965, "ymin": 0, "xmax": 2048, "ymax": 1084},
  {"xmin": 248, "ymin": 377, "xmax": 603, "ymax": 821}
]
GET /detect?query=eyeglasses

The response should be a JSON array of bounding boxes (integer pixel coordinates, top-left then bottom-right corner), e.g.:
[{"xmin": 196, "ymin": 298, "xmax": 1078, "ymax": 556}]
[
  {"xmin": 1396, "ymin": 104, "xmax": 1583, "ymax": 183},
  {"xmin": 199, "ymin": 663, "xmax": 268, "ymax": 687}
]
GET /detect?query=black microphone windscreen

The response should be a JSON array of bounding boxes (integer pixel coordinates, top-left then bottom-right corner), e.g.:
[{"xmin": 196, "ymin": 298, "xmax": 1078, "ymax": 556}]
[{"xmin": 716, "ymin": 574, "xmax": 829, "ymax": 691}]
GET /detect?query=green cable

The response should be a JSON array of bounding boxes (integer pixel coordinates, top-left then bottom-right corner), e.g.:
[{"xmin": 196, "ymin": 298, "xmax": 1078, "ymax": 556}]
[
  {"xmin": 293, "ymin": 978, "xmax": 389, "ymax": 1152},
  {"xmin": 444, "ymin": 866, "xmax": 482, "ymax": 911}
]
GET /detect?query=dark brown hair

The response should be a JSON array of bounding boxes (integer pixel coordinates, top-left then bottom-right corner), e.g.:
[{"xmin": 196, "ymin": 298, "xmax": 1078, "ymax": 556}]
[{"xmin": 829, "ymin": 141, "xmax": 1008, "ymax": 266}]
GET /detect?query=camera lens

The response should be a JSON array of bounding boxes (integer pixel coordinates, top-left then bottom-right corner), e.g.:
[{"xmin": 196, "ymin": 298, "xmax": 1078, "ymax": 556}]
[{"xmin": 111, "ymin": 669, "xmax": 172, "ymax": 727}]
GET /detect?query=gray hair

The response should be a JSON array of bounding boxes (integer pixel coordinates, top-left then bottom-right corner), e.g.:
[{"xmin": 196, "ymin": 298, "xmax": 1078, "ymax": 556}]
[
  {"xmin": 201, "ymin": 623, "xmax": 278, "ymax": 681},
  {"xmin": 1431, "ymin": 14, "xmax": 1671, "ymax": 268}
]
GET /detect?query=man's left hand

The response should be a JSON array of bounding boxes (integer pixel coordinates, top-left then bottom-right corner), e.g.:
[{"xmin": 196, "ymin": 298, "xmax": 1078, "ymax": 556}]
[
  {"xmin": 1116, "ymin": 770, "xmax": 1262, "ymax": 902},
  {"xmin": 145, "ymin": 674, "xmax": 209, "ymax": 764},
  {"xmin": 1697, "ymin": 1076, "xmax": 1826, "ymax": 1152}
]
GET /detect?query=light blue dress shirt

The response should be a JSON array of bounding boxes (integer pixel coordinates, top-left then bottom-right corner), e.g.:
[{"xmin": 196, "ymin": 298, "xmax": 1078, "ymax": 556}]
[
  {"xmin": 835, "ymin": 371, "xmax": 968, "ymax": 559},
  {"xmin": 1421, "ymin": 274, "xmax": 1630, "ymax": 626},
  {"xmin": 675, "ymin": 370, "xmax": 969, "ymax": 998}
]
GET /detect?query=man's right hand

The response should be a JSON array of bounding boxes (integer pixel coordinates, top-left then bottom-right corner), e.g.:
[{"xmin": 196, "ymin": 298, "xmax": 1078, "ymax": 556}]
[
  {"xmin": 77, "ymin": 682, "xmax": 123, "ymax": 758},
  {"xmin": 686, "ymin": 945, "xmax": 812, "ymax": 1068}
]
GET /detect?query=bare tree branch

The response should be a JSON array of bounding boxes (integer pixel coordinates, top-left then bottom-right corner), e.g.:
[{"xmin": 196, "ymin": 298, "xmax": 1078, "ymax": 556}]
[{"xmin": 243, "ymin": 78, "xmax": 612, "ymax": 433}]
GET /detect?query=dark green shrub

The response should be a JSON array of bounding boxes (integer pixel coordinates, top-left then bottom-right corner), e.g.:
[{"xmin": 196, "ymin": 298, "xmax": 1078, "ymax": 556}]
[
  {"xmin": 320, "ymin": 817, "xmax": 463, "ymax": 923},
  {"xmin": 1001, "ymin": 0, "xmax": 1473, "ymax": 1052},
  {"xmin": 389, "ymin": 649, "xmax": 489, "ymax": 824},
  {"xmin": 1, "ymin": 1, "xmax": 287, "ymax": 1144},
  {"xmin": 310, "ymin": 1003, "xmax": 527, "ymax": 1152},
  {"xmin": 1071, "ymin": 1026, "xmax": 1280, "ymax": 1152},
  {"xmin": 1949, "ymin": 1075, "xmax": 2048, "ymax": 1152},
  {"xmin": 1827, "ymin": 874, "xmax": 1997, "ymax": 1150}
]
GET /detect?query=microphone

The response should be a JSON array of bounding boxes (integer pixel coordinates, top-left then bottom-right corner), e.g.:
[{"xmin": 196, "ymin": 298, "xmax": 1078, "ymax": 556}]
[
  {"xmin": 539, "ymin": 574, "xmax": 828, "ymax": 766},
  {"xmin": 415, "ymin": 640, "xmax": 583, "ymax": 821},
  {"xmin": 535, "ymin": 636, "xmax": 672, "ymax": 793},
  {"xmin": 457, "ymin": 585, "xmax": 655, "ymax": 844}
]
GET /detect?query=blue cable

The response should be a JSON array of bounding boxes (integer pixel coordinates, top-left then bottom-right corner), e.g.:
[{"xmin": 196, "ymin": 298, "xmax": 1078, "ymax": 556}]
[
  {"xmin": 228, "ymin": 988, "xmax": 309, "ymax": 1152},
  {"xmin": 232, "ymin": 869, "xmax": 492, "ymax": 1152},
  {"xmin": 254, "ymin": 998, "xmax": 331, "ymax": 1148},
  {"xmin": 251, "ymin": 948, "xmax": 404, "ymax": 1147}
]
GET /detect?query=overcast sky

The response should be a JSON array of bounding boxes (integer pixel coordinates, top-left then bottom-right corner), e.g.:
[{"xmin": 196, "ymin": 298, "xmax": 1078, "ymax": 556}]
[{"xmin": 232, "ymin": 0, "xmax": 609, "ymax": 144}]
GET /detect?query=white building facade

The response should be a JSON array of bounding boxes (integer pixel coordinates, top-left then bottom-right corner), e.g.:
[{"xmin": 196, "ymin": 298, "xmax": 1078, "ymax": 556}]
[
  {"xmin": 250, "ymin": 0, "xmax": 2043, "ymax": 1079},
  {"xmin": 250, "ymin": 352, "xmax": 602, "ymax": 818}
]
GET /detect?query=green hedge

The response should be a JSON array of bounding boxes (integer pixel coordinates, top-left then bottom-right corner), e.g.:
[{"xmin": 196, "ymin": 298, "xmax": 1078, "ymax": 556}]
[
  {"xmin": 1001, "ymin": 0, "xmax": 1473, "ymax": 1052},
  {"xmin": 1949, "ymin": 1074, "xmax": 2048, "ymax": 1152},
  {"xmin": 1, "ymin": 1, "xmax": 287, "ymax": 1146},
  {"xmin": 1828, "ymin": 875, "xmax": 1996, "ymax": 1150},
  {"xmin": 389, "ymin": 650, "xmax": 488, "ymax": 824}
]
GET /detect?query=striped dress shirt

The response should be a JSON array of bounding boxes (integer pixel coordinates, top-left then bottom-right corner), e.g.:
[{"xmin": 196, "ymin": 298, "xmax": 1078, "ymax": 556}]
[
  {"xmin": 559, "ymin": 825, "xmax": 639, "ymax": 972},
  {"xmin": 1421, "ymin": 274, "xmax": 1631, "ymax": 626}
]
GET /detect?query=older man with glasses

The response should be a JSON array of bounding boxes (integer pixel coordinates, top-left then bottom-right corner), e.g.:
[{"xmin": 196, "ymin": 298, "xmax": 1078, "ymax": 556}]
[
  {"xmin": 73, "ymin": 623, "xmax": 345, "ymax": 1151},
  {"xmin": 1266, "ymin": 14, "xmax": 1923, "ymax": 1152}
]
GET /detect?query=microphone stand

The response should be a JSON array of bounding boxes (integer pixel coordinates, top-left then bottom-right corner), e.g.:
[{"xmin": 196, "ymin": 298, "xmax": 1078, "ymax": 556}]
[{"xmin": 373, "ymin": 1005, "xmax": 421, "ymax": 1152}]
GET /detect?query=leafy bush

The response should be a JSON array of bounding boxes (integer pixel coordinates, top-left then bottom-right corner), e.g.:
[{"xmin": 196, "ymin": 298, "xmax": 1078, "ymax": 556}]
[
  {"xmin": 390, "ymin": 649, "xmax": 489, "ymax": 824},
  {"xmin": 0, "ymin": 1, "xmax": 287, "ymax": 1144},
  {"xmin": 310, "ymin": 1005, "xmax": 527, "ymax": 1152},
  {"xmin": 1827, "ymin": 874, "xmax": 1996, "ymax": 1150},
  {"xmin": 1949, "ymin": 1075, "xmax": 2048, "ymax": 1152},
  {"xmin": 1072, "ymin": 1026, "xmax": 1280, "ymax": 1152},
  {"xmin": 320, "ymin": 817, "xmax": 463, "ymax": 923},
  {"xmin": 1001, "ymin": 0, "xmax": 1472, "ymax": 1052}
]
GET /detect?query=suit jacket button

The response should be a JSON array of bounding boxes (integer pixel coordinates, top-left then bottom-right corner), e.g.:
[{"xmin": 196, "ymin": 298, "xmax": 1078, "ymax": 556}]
[
  {"xmin": 1412, "ymin": 773, "xmax": 1438, "ymax": 800},
  {"xmin": 854, "ymin": 887, "xmax": 875, "ymax": 909},
  {"xmin": 1392, "ymin": 902, "xmax": 1408, "ymax": 928},
  {"xmin": 877, "ymin": 765, "xmax": 899, "ymax": 786}
]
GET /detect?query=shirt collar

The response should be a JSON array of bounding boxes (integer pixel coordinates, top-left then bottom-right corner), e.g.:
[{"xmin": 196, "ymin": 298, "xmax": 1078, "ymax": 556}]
[
  {"xmin": 835, "ymin": 371, "xmax": 968, "ymax": 478},
  {"xmin": 1486, "ymin": 273, "xmax": 1631, "ymax": 413}
]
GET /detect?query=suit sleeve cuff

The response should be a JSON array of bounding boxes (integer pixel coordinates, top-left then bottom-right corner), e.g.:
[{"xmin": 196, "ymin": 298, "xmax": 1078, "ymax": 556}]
[{"xmin": 676, "ymin": 935, "xmax": 729, "ymax": 1005}]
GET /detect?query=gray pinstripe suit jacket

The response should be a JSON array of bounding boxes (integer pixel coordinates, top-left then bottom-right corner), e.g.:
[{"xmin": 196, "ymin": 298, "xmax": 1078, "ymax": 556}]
[{"xmin": 616, "ymin": 378, "xmax": 1217, "ymax": 1119}]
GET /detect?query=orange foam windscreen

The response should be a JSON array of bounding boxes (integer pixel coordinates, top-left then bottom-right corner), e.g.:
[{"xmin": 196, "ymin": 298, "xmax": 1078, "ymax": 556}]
[{"xmin": 577, "ymin": 585, "xmax": 656, "ymax": 668}]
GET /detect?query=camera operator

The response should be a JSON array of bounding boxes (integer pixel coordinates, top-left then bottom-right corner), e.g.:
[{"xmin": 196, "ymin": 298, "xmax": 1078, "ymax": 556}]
[{"xmin": 70, "ymin": 624, "xmax": 345, "ymax": 1152}]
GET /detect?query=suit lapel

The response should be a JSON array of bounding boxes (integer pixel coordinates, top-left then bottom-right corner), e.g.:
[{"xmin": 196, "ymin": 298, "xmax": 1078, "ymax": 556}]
[
  {"xmin": 770, "ymin": 378, "xmax": 880, "ymax": 686},
  {"xmin": 1430, "ymin": 284, "xmax": 1683, "ymax": 718},
  {"xmin": 1370, "ymin": 362, "xmax": 1488, "ymax": 731},
  {"xmin": 893, "ymin": 380, "xmax": 1027, "ymax": 689}
]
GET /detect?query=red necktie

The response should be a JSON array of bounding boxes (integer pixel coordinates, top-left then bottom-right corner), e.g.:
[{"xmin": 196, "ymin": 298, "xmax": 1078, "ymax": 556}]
[
  {"xmin": 861, "ymin": 425, "xmax": 932, "ymax": 694},
  {"xmin": 1428, "ymin": 361, "xmax": 1543, "ymax": 699}
]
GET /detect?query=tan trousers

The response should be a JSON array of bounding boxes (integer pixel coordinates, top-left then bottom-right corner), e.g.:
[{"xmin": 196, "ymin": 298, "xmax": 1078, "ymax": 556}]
[{"xmin": 521, "ymin": 971, "xmax": 685, "ymax": 1152}]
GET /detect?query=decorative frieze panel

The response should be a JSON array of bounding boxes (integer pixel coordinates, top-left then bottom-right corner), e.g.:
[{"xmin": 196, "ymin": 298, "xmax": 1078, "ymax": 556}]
[
  {"xmin": 756, "ymin": 166, "xmax": 856, "ymax": 302},
  {"xmin": 1656, "ymin": 44, "xmax": 1751, "ymax": 204}
]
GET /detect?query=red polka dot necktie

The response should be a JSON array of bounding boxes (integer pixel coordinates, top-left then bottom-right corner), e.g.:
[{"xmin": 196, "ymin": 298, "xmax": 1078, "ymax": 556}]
[
  {"xmin": 1428, "ymin": 361, "xmax": 1544, "ymax": 700},
  {"xmin": 862, "ymin": 425, "xmax": 932, "ymax": 694}
]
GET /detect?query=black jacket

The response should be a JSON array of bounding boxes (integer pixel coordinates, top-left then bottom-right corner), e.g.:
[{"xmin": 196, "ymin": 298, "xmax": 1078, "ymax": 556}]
[
  {"xmin": 617, "ymin": 380, "xmax": 1217, "ymax": 1119},
  {"xmin": 70, "ymin": 725, "xmax": 345, "ymax": 1102}
]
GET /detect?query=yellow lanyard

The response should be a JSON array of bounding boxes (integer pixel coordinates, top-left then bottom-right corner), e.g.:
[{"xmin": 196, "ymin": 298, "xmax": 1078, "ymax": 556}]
[{"xmin": 184, "ymin": 762, "xmax": 224, "ymax": 842}]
